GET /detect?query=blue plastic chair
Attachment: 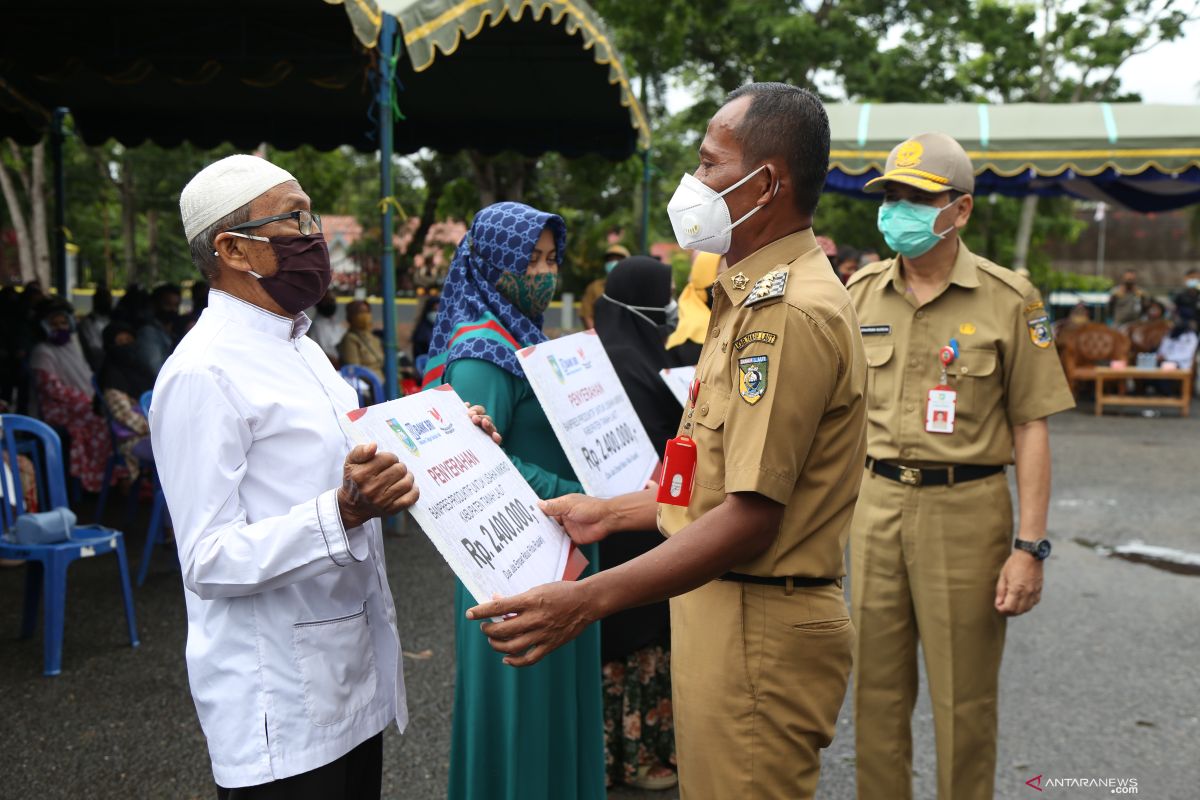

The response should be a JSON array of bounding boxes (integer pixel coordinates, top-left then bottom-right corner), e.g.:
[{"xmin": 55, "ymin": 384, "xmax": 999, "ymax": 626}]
[
  {"xmin": 132, "ymin": 389, "xmax": 173, "ymax": 587},
  {"xmin": 339, "ymin": 365, "xmax": 384, "ymax": 408},
  {"xmin": 0, "ymin": 414, "xmax": 140, "ymax": 676}
]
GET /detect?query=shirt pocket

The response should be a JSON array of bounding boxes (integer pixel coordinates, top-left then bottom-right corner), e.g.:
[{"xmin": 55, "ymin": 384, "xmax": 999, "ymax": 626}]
[
  {"xmin": 691, "ymin": 383, "xmax": 729, "ymax": 491},
  {"xmin": 292, "ymin": 603, "xmax": 379, "ymax": 727},
  {"xmin": 951, "ymin": 347, "xmax": 1000, "ymax": 421},
  {"xmin": 864, "ymin": 343, "xmax": 895, "ymax": 410}
]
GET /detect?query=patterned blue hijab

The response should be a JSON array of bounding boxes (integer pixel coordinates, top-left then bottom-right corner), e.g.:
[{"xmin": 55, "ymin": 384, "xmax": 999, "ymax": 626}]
[{"xmin": 422, "ymin": 202, "xmax": 567, "ymax": 387}]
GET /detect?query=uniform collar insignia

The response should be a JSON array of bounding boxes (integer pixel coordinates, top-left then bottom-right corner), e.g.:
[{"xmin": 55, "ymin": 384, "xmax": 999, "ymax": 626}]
[{"xmin": 743, "ymin": 267, "xmax": 789, "ymax": 307}]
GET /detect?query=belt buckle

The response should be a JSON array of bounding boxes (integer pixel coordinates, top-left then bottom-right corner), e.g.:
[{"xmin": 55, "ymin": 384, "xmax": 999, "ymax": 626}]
[{"xmin": 898, "ymin": 466, "xmax": 922, "ymax": 486}]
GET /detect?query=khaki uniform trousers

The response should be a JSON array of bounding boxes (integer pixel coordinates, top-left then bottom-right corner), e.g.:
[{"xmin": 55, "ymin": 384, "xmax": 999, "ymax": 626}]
[
  {"xmin": 851, "ymin": 469, "xmax": 1013, "ymax": 800},
  {"xmin": 671, "ymin": 578, "xmax": 854, "ymax": 800}
]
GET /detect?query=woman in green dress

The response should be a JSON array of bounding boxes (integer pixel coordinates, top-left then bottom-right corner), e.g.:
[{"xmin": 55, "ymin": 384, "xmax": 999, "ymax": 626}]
[{"xmin": 424, "ymin": 202, "xmax": 605, "ymax": 800}]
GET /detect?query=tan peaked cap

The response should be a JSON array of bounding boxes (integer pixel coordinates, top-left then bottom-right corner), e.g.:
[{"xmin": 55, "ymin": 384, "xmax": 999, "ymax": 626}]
[{"xmin": 863, "ymin": 132, "xmax": 975, "ymax": 195}]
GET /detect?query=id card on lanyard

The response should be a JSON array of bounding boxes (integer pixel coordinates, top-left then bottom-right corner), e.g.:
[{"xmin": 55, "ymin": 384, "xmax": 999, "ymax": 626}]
[{"xmin": 926, "ymin": 341, "xmax": 958, "ymax": 435}]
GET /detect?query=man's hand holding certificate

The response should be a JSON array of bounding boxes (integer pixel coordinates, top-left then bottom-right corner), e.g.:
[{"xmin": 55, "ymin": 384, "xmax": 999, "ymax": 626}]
[{"xmin": 345, "ymin": 385, "xmax": 586, "ymax": 605}]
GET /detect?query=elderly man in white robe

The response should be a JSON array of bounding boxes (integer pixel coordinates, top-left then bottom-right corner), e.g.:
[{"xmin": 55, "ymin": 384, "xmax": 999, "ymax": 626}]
[{"xmin": 152, "ymin": 155, "xmax": 434, "ymax": 800}]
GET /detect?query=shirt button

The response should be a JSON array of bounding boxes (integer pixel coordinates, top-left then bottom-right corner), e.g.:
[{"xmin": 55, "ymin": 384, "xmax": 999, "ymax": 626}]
[
  {"xmin": 712, "ymin": 326, "xmax": 720, "ymax": 338},
  {"xmin": 905, "ymin": 403, "xmax": 915, "ymax": 412},
  {"xmin": 700, "ymin": 404, "xmax": 709, "ymax": 416},
  {"xmin": 960, "ymin": 366, "xmax": 969, "ymax": 374},
  {"xmin": 909, "ymin": 358, "xmax": 919, "ymax": 368},
  {"xmin": 916, "ymin": 311, "xmax": 925, "ymax": 319},
  {"xmin": 901, "ymin": 448, "xmax": 911, "ymax": 457}
]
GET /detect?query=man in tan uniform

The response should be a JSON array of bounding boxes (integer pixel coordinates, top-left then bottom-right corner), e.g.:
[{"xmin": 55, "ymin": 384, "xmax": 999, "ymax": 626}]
[
  {"xmin": 467, "ymin": 82, "xmax": 868, "ymax": 799},
  {"xmin": 846, "ymin": 133, "xmax": 1075, "ymax": 800}
]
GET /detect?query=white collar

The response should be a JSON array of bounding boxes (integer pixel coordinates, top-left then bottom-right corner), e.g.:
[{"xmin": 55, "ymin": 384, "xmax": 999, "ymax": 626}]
[{"xmin": 206, "ymin": 289, "xmax": 311, "ymax": 341}]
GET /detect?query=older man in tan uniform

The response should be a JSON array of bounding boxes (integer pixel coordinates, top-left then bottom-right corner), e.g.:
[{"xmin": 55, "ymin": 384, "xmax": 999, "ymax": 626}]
[
  {"xmin": 466, "ymin": 82, "xmax": 867, "ymax": 800},
  {"xmin": 847, "ymin": 133, "xmax": 1075, "ymax": 800}
]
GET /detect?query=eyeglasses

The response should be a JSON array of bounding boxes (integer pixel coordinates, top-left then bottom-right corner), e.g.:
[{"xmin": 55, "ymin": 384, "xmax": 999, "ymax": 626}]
[{"xmin": 224, "ymin": 210, "xmax": 322, "ymax": 241}]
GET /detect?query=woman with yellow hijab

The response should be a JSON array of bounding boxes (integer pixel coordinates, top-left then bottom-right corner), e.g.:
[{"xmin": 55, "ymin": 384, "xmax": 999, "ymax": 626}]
[{"xmin": 665, "ymin": 251, "xmax": 720, "ymax": 367}]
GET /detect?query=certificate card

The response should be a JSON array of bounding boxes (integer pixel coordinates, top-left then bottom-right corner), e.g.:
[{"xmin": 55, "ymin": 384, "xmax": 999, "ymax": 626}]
[
  {"xmin": 516, "ymin": 330, "xmax": 658, "ymax": 498},
  {"xmin": 345, "ymin": 385, "xmax": 587, "ymax": 605},
  {"xmin": 659, "ymin": 366, "xmax": 696, "ymax": 407}
]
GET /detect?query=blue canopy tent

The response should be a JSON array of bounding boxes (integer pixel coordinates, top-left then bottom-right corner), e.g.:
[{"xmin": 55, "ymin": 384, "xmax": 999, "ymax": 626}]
[{"xmin": 824, "ymin": 103, "xmax": 1200, "ymax": 213}]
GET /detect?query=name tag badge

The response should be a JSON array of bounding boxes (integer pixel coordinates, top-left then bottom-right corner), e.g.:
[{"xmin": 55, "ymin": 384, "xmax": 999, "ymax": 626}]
[
  {"xmin": 656, "ymin": 435, "xmax": 697, "ymax": 506},
  {"xmin": 925, "ymin": 387, "xmax": 957, "ymax": 434}
]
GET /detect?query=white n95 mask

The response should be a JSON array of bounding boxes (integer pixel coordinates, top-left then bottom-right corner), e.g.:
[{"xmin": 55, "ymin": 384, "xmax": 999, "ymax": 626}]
[{"xmin": 666, "ymin": 166, "xmax": 773, "ymax": 254}]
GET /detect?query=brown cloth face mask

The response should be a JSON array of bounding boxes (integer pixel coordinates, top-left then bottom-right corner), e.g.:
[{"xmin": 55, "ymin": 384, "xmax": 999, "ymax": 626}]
[{"xmin": 249, "ymin": 234, "xmax": 332, "ymax": 316}]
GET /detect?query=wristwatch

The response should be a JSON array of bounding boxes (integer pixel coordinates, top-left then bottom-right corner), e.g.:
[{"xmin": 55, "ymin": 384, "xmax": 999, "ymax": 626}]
[{"xmin": 1014, "ymin": 538, "xmax": 1052, "ymax": 561}]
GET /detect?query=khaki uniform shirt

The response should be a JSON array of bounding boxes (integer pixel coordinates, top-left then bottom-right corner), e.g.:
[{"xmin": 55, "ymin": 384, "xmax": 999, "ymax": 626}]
[
  {"xmin": 657, "ymin": 230, "xmax": 867, "ymax": 579},
  {"xmin": 580, "ymin": 278, "xmax": 606, "ymax": 327},
  {"xmin": 1109, "ymin": 288, "xmax": 1145, "ymax": 327},
  {"xmin": 846, "ymin": 241, "xmax": 1075, "ymax": 466}
]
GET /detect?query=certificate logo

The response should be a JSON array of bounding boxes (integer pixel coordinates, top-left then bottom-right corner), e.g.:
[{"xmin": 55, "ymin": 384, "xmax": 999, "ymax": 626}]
[
  {"xmin": 548, "ymin": 352, "xmax": 591, "ymax": 384},
  {"xmin": 386, "ymin": 418, "xmax": 420, "ymax": 456},
  {"xmin": 404, "ymin": 418, "xmax": 440, "ymax": 446},
  {"xmin": 429, "ymin": 407, "xmax": 455, "ymax": 434}
]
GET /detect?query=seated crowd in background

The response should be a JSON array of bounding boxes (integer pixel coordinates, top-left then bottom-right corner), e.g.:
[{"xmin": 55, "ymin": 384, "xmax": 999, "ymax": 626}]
[{"xmin": 0, "ymin": 280, "xmax": 209, "ymax": 497}]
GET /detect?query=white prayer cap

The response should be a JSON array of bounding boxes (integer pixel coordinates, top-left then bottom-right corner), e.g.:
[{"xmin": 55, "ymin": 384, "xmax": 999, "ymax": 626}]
[{"xmin": 179, "ymin": 154, "xmax": 296, "ymax": 243}]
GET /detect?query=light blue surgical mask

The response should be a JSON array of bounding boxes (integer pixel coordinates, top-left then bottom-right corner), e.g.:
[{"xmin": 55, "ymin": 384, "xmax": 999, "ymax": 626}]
[{"xmin": 877, "ymin": 198, "xmax": 960, "ymax": 258}]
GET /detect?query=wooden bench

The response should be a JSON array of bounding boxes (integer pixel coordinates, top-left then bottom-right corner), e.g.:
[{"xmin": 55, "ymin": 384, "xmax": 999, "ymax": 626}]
[
  {"xmin": 1093, "ymin": 367, "xmax": 1193, "ymax": 417},
  {"xmin": 1060, "ymin": 323, "xmax": 1132, "ymax": 398}
]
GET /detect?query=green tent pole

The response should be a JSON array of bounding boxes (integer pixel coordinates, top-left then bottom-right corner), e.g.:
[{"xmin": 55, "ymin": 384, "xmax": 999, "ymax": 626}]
[{"xmin": 379, "ymin": 13, "xmax": 399, "ymax": 400}]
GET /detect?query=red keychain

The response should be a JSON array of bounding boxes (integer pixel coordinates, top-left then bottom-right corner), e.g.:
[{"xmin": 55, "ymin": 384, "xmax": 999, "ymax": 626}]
[{"xmin": 657, "ymin": 379, "xmax": 700, "ymax": 506}]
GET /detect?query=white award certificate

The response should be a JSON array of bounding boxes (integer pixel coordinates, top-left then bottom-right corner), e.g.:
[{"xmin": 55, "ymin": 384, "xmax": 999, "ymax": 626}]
[
  {"xmin": 515, "ymin": 330, "xmax": 658, "ymax": 497},
  {"xmin": 659, "ymin": 365, "xmax": 697, "ymax": 406},
  {"xmin": 345, "ymin": 385, "xmax": 587, "ymax": 605}
]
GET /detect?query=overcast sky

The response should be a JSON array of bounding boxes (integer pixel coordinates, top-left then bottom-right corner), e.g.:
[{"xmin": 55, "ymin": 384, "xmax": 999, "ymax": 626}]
[
  {"xmin": 660, "ymin": 17, "xmax": 1200, "ymax": 109},
  {"xmin": 1118, "ymin": 18, "xmax": 1200, "ymax": 103}
]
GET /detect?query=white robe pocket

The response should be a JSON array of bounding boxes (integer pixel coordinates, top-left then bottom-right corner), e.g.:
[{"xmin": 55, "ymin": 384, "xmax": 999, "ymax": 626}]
[{"xmin": 292, "ymin": 604, "xmax": 379, "ymax": 726}]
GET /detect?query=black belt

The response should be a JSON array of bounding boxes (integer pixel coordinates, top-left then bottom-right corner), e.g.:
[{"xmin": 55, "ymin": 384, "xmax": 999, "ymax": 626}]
[
  {"xmin": 866, "ymin": 457, "xmax": 1004, "ymax": 487},
  {"xmin": 720, "ymin": 572, "xmax": 836, "ymax": 587}
]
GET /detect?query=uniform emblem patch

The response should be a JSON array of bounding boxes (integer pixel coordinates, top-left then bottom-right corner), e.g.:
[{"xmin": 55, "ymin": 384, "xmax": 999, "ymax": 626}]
[
  {"xmin": 731, "ymin": 272, "xmax": 749, "ymax": 291},
  {"xmin": 744, "ymin": 268, "xmax": 789, "ymax": 307},
  {"xmin": 1028, "ymin": 316, "xmax": 1053, "ymax": 349},
  {"xmin": 733, "ymin": 331, "xmax": 778, "ymax": 350},
  {"xmin": 959, "ymin": 323, "xmax": 977, "ymax": 335},
  {"xmin": 738, "ymin": 355, "xmax": 769, "ymax": 405}
]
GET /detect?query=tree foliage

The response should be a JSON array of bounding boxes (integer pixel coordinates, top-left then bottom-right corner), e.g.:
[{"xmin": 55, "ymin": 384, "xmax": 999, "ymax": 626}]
[{"xmin": 2, "ymin": 0, "xmax": 1195, "ymax": 293}]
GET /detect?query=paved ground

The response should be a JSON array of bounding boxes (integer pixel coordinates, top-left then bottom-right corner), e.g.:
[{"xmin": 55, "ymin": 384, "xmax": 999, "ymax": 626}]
[{"xmin": 1, "ymin": 400, "xmax": 1197, "ymax": 799}]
